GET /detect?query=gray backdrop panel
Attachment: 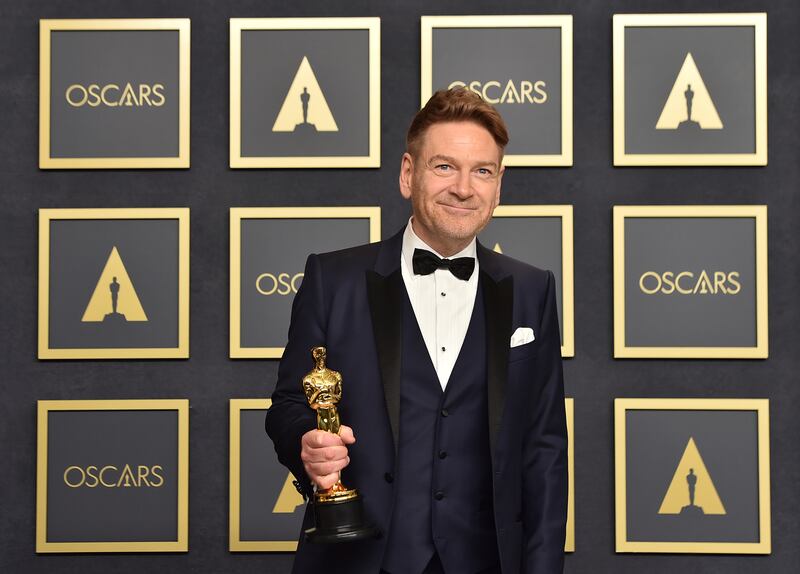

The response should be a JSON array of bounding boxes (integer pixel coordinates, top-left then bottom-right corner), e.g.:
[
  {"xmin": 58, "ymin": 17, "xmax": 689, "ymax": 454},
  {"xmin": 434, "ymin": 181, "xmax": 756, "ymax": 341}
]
[
  {"xmin": 625, "ymin": 409, "xmax": 760, "ymax": 543},
  {"xmin": 46, "ymin": 409, "xmax": 179, "ymax": 542},
  {"xmin": 48, "ymin": 219, "xmax": 180, "ymax": 349},
  {"xmin": 624, "ymin": 217, "xmax": 757, "ymax": 348},
  {"xmin": 239, "ymin": 217, "xmax": 371, "ymax": 349},
  {"xmin": 624, "ymin": 26, "xmax": 756, "ymax": 154},
  {"xmin": 49, "ymin": 30, "xmax": 181, "ymax": 158},
  {"xmin": 240, "ymin": 29, "xmax": 370, "ymax": 157},
  {"xmin": 1, "ymin": 1, "xmax": 797, "ymax": 573},
  {"xmin": 432, "ymin": 27, "xmax": 563, "ymax": 156},
  {"xmin": 239, "ymin": 409, "xmax": 305, "ymax": 541}
]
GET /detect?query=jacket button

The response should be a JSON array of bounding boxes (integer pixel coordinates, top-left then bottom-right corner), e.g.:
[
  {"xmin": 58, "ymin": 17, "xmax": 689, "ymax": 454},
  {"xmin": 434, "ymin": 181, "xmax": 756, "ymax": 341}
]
[
  {"xmin": 434, "ymin": 490, "xmax": 444, "ymax": 501},
  {"xmin": 384, "ymin": 472, "xmax": 394, "ymax": 484},
  {"xmin": 440, "ymin": 409, "xmax": 449, "ymax": 417},
  {"xmin": 438, "ymin": 450, "xmax": 447, "ymax": 459}
]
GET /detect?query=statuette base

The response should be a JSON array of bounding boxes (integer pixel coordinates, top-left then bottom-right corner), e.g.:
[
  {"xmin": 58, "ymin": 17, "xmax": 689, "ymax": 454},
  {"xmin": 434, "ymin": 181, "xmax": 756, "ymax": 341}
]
[{"xmin": 305, "ymin": 492, "xmax": 379, "ymax": 544}]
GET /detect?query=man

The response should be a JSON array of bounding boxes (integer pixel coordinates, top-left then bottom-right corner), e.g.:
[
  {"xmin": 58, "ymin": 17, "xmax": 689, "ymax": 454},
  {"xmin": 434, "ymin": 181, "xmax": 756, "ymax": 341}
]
[{"xmin": 266, "ymin": 87, "xmax": 568, "ymax": 574}]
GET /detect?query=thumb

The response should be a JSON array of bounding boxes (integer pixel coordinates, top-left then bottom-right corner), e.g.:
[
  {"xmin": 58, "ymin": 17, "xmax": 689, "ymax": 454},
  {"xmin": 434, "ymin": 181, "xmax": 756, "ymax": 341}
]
[{"xmin": 338, "ymin": 425, "xmax": 356, "ymax": 445}]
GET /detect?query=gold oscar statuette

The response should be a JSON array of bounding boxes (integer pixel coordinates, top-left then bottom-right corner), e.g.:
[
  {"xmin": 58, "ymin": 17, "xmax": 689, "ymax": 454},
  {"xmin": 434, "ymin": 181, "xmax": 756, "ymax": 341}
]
[{"xmin": 301, "ymin": 346, "xmax": 378, "ymax": 543}]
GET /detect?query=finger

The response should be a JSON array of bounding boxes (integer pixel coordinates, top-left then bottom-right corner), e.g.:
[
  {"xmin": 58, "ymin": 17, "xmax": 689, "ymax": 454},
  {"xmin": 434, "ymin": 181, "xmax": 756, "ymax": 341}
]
[
  {"xmin": 306, "ymin": 457, "xmax": 350, "ymax": 477},
  {"xmin": 316, "ymin": 472, "xmax": 342, "ymax": 491},
  {"xmin": 338, "ymin": 425, "xmax": 356, "ymax": 444},
  {"xmin": 301, "ymin": 445, "xmax": 348, "ymax": 463},
  {"xmin": 303, "ymin": 429, "xmax": 344, "ymax": 449}
]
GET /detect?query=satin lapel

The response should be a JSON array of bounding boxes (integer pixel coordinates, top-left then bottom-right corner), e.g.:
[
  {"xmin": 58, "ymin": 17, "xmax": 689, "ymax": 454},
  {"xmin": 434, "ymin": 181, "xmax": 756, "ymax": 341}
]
[
  {"xmin": 481, "ymin": 269, "xmax": 513, "ymax": 464},
  {"xmin": 366, "ymin": 269, "xmax": 403, "ymax": 454}
]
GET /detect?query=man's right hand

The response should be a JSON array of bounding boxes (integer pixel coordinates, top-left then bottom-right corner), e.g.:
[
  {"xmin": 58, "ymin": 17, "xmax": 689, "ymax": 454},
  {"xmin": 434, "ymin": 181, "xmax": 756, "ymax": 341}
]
[{"xmin": 300, "ymin": 425, "xmax": 355, "ymax": 490}]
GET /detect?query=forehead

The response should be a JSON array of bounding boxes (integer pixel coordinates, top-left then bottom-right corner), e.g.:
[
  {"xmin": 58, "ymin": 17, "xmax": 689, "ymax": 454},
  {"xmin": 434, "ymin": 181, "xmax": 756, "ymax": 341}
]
[{"xmin": 419, "ymin": 121, "xmax": 500, "ymax": 158}]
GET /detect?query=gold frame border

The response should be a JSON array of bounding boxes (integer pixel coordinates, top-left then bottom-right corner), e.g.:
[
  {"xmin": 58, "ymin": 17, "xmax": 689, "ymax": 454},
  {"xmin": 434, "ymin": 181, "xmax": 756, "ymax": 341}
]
[
  {"xmin": 492, "ymin": 205, "xmax": 574, "ymax": 357},
  {"xmin": 564, "ymin": 398, "xmax": 575, "ymax": 553},
  {"xmin": 612, "ymin": 13, "xmax": 767, "ymax": 166},
  {"xmin": 38, "ymin": 208, "xmax": 190, "ymax": 359},
  {"xmin": 229, "ymin": 18, "xmax": 381, "ymax": 168},
  {"xmin": 39, "ymin": 19, "xmax": 191, "ymax": 169},
  {"xmin": 614, "ymin": 398, "xmax": 771, "ymax": 554},
  {"xmin": 36, "ymin": 399, "xmax": 190, "ymax": 553},
  {"xmin": 230, "ymin": 207, "xmax": 381, "ymax": 358},
  {"xmin": 229, "ymin": 399, "xmax": 301, "ymax": 551},
  {"xmin": 613, "ymin": 205, "xmax": 768, "ymax": 359},
  {"xmin": 421, "ymin": 15, "xmax": 573, "ymax": 167}
]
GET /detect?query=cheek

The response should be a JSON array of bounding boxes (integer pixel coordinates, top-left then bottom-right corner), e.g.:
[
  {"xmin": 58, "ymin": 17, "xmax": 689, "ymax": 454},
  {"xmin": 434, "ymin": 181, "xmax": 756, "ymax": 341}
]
[{"xmin": 490, "ymin": 184, "xmax": 501, "ymax": 205}]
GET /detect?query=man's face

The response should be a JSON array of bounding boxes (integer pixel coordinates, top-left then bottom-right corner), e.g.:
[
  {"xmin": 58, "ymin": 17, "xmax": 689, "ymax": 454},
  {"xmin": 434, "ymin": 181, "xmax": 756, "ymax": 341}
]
[{"xmin": 399, "ymin": 121, "xmax": 504, "ymax": 255}]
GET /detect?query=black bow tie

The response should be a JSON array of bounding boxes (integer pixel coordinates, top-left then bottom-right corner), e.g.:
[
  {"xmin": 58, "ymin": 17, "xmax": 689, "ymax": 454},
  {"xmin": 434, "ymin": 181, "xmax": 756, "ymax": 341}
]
[{"xmin": 412, "ymin": 248, "xmax": 475, "ymax": 281}]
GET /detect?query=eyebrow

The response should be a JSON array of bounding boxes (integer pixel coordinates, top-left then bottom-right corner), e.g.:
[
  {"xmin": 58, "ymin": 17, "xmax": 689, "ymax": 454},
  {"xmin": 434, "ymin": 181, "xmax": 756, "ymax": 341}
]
[{"xmin": 426, "ymin": 154, "xmax": 499, "ymax": 171}]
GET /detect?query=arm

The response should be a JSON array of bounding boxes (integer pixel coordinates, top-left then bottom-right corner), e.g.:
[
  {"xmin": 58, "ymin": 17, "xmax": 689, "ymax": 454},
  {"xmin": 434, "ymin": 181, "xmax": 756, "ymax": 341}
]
[
  {"xmin": 264, "ymin": 254, "xmax": 326, "ymax": 499},
  {"xmin": 522, "ymin": 270, "xmax": 568, "ymax": 573}
]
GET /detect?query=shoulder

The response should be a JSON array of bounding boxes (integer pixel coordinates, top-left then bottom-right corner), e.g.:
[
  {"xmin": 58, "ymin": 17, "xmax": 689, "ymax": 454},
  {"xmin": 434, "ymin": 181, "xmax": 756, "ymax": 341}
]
[
  {"xmin": 479, "ymin": 246, "xmax": 553, "ymax": 289},
  {"xmin": 315, "ymin": 241, "xmax": 382, "ymax": 274}
]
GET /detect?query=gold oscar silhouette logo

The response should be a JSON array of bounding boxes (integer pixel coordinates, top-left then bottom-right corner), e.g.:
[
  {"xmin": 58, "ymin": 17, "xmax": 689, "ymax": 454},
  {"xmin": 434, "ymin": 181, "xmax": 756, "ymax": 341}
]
[
  {"xmin": 492, "ymin": 243, "xmax": 504, "ymax": 254},
  {"xmin": 656, "ymin": 53, "xmax": 723, "ymax": 131},
  {"xmin": 272, "ymin": 473, "xmax": 305, "ymax": 514},
  {"xmin": 272, "ymin": 56, "xmax": 338, "ymax": 133},
  {"xmin": 82, "ymin": 246, "xmax": 148, "ymax": 323},
  {"xmin": 658, "ymin": 437, "xmax": 726, "ymax": 516}
]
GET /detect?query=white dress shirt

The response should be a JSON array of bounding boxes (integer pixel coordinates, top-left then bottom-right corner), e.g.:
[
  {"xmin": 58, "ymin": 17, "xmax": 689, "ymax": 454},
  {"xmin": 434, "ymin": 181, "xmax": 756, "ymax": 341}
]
[{"xmin": 400, "ymin": 220, "xmax": 479, "ymax": 390}]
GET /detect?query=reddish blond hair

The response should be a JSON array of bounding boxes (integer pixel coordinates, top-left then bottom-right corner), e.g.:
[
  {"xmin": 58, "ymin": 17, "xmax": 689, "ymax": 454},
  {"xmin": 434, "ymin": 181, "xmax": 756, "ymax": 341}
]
[{"xmin": 406, "ymin": 87, "xmax": 509, "ymax": 158}]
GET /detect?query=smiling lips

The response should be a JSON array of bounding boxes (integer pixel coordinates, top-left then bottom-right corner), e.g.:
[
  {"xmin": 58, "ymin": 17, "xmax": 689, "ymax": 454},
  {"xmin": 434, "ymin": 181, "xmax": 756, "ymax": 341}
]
[{"xmin": 438, "ymin": 202, "xmax": 478, "ymax": 213}]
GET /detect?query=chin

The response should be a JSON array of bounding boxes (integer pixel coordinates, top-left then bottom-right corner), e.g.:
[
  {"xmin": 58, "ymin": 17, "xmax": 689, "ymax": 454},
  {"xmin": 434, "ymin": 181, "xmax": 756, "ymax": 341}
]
[{"xmin": 440, "ymin": 220, "xmax": 483, "ymax": 240}]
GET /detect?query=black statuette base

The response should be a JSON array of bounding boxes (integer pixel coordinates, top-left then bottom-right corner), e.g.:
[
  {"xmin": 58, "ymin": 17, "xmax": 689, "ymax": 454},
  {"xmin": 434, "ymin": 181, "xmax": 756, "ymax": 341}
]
[{"xmin": 304, "ymin": 495, "xmax": 379, "ymax": 544}]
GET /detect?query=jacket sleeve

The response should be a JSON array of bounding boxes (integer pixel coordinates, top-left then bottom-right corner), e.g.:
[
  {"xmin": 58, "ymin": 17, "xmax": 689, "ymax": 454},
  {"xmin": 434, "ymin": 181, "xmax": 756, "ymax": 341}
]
[
  {"xmin": 265, "ymin": 253, "xmax": 326, "ymax": 499},
  {"xmin": 522, "ymin": 270, "xmax": 568, "ymax": 573}
]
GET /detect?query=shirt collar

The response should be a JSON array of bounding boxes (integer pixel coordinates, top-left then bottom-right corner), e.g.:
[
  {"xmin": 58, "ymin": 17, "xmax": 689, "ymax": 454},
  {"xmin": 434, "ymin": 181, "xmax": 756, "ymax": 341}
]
[{"xmin": 401, "ymin": 218, "xmax": 477, "ymax": 279}]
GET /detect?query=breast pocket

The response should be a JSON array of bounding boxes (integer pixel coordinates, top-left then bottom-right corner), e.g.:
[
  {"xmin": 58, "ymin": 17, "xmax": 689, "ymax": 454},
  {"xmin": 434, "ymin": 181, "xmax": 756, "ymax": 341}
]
[{"xmin": 508, "ymin": 341, "xmax": 537, "ymax": 364}]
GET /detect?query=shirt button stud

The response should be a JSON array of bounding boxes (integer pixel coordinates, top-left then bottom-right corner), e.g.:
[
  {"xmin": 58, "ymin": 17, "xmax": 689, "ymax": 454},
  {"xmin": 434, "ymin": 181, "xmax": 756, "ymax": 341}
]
[{"xmin": 441, "ymin": 409, "xmax": 449, "ymax": 417}]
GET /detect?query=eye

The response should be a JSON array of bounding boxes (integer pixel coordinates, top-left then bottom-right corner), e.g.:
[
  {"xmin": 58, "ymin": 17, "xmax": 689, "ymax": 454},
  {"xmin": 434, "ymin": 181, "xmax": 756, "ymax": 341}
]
[
  {"xmin": 475, "ymin": 167, "xmax": 494, "ymax": 178},
  {"xmin": 435, "ymin": 164, "xmax": 452, "ymax": 172}
]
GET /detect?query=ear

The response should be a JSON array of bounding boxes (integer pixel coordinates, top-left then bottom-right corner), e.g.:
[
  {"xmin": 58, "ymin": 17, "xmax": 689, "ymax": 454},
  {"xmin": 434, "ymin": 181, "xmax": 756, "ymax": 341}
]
[{"xmin": 399, "ymin": 152, "xmax": 414, "ymax": 200}]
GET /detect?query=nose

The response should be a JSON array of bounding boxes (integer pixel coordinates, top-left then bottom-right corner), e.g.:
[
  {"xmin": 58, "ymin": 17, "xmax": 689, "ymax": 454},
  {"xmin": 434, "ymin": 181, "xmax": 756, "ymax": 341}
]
[{"xmin": 451, "ymin": 169, "xmax": 473, "ymax": 199}]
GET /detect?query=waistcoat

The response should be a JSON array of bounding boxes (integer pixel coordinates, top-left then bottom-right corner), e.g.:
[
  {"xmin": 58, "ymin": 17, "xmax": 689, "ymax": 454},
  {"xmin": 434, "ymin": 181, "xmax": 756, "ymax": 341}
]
[{"xmin": 381, "ymin": 282, "xmax": 500, "ymax": 574}]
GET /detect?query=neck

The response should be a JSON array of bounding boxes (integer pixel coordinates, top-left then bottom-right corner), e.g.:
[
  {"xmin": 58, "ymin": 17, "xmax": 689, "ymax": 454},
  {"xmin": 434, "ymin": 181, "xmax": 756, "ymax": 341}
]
[{"xmin": 410, "ymin": 219, "xmax": 473, "ymax": 258}]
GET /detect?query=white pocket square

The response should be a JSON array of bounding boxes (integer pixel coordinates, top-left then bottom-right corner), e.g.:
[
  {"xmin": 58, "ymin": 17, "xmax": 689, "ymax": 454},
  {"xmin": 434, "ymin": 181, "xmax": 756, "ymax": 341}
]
[{"xmin": 510, "ymin": 327, "xmax": 535, "ymax": 348}]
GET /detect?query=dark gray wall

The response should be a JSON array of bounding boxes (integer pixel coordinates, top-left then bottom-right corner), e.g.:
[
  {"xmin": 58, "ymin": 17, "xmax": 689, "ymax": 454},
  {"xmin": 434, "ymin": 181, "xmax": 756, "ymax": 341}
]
[{"xmin": 1, "ymin": 1, "xmax": 798, "ymax": 572}]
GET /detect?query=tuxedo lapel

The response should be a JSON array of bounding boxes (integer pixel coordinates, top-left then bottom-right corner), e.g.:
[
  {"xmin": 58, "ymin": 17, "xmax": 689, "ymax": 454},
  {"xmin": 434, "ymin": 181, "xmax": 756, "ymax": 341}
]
[
  {"xmin": 366, "ymin": 230, "xmax": 404, "ymax": 454},
  {"xmin": 478, "ymin": 242, "xmax": 513, "ymax": 463}
]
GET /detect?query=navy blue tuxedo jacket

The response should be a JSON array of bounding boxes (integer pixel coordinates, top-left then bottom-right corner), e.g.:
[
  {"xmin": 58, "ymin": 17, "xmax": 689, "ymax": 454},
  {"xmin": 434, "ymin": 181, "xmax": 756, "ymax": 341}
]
[{"xmin": 266, "ymin": 229, "xmax": 568, "ymax": 573}]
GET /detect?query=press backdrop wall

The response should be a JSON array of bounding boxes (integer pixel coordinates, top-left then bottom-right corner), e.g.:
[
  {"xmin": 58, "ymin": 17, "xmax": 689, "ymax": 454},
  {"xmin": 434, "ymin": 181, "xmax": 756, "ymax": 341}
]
[{"xmin": 1, "ymin": 0, "xmax": 798, "ymax": 573}]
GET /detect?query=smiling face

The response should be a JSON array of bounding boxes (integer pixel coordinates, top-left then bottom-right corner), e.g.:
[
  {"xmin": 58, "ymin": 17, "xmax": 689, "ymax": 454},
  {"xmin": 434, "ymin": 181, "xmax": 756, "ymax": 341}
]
[{"xmin": 399, "ymin": 121, "xmax": 504, "ymax": 256}]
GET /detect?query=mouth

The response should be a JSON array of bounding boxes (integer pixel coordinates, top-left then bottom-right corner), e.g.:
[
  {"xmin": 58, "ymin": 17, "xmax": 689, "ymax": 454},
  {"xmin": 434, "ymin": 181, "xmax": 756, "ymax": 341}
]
[{"xmin": 438, "ymin": 203, "xmax": 477, "ymax": 214}]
